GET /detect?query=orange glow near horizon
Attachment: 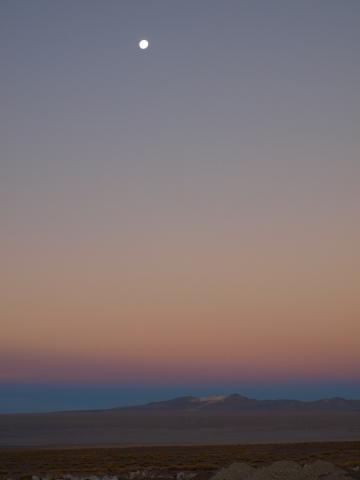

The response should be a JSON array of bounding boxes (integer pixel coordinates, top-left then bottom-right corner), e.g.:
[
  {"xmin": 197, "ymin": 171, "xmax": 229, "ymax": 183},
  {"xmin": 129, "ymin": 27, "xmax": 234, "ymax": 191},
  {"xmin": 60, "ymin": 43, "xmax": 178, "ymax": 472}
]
[{"xmin": 2, "ymin": 210, "xmax": 360, "ymax": 384}]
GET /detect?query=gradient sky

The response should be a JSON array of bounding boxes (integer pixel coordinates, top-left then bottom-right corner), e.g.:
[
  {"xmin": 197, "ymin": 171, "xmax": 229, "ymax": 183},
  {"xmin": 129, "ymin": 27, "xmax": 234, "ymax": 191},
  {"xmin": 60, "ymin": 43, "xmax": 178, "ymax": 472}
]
[{"xmin": 1, "ymin": 0, "xmax": 360, "ymax": 412}]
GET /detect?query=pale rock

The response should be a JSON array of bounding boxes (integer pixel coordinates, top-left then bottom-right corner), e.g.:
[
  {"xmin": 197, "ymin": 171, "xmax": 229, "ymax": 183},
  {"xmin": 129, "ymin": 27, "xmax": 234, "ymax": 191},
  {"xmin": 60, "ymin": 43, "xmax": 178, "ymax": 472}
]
[{"xmin": 211, "ymin": 462, "xmax": 254, "ymax": 480}]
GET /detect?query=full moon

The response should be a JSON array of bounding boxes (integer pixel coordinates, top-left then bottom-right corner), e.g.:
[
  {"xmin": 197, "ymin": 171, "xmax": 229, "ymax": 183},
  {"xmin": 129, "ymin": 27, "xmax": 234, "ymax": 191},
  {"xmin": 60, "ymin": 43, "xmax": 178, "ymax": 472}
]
[{"xmin": 139, "ymin": 39, "xmax": 149, "ymax": 50}]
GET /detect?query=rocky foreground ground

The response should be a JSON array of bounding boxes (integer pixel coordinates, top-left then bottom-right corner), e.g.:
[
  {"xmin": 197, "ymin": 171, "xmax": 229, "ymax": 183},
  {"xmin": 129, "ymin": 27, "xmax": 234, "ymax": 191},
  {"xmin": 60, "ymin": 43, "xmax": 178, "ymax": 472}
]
[
  {"xmin": 1, "ymin": 443, "xmax": 360, "ymax": 479},
  {"xmin": 211, "ymin": 460, "xmax": 359, "ymax": 480},
  {"xmin": 10, "ymin": 461, "xmax": 359, "ymax": 480}
]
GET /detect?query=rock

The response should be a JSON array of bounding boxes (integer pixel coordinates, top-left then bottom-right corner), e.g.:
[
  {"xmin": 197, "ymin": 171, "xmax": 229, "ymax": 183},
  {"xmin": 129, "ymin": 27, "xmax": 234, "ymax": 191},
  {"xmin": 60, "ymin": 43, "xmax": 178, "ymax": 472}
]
[
  {"xmin": 211, "ymin": 462, "xmax": 255, "ymax": 480},
  {"xmin": 176, "ymin": 473, "xmax": 197, "ymax": 480},
  {"xmin": 303, "ymin": 460, "xmax": 346, "ymax": 477},
  {"xmin": 248, "ymin": 460, "xmax": 307, "ymax": 480},
  {"xmin": 320, "ymin": 475, "xmax": 351, "ymax": 480},
  {"xmin": 128, "ymin": 473, "xmax": 141, "ymax": 480}
]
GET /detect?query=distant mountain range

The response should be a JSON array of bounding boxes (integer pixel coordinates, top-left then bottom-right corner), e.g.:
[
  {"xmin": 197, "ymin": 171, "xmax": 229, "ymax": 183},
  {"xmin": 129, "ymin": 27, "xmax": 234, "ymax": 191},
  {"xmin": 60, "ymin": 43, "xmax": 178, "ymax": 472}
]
[
  {"xmin": 114, "ymin": 393, "xmax": 360, "ymax": 412},
  {"xmin": 2, "ymin": 393, "xmax": 360, "ymax": 446}
]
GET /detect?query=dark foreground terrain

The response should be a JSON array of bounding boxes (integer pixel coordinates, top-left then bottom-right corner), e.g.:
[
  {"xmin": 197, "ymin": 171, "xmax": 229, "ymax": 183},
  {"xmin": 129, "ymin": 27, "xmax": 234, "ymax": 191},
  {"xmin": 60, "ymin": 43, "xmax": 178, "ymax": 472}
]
[{"xmin": 0, "ymin": 442, "xmax": 359, "ymax": 478}]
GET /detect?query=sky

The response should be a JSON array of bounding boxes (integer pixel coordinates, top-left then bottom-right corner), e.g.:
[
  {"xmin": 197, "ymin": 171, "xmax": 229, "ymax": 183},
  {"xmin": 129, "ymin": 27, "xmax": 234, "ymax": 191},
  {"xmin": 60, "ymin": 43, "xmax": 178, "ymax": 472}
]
[{"xmin": 1, "ymin": 0, "xmax": 360, "ymax": 413}]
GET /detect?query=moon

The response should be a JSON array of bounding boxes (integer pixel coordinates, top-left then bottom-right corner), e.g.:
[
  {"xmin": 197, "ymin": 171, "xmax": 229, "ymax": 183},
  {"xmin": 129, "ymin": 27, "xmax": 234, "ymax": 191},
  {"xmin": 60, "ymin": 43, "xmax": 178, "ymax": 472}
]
[{"xmin": 139, "ymin": 39, "xmax": 149, "ymax": 50}]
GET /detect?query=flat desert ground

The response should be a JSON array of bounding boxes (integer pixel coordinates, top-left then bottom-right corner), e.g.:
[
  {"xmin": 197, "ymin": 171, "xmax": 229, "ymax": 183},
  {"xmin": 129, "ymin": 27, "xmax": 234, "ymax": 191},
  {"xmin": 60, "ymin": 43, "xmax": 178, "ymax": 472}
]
[{"xmin": 1, "ymin": 410, "xmax": 360, "ymax": 447}]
